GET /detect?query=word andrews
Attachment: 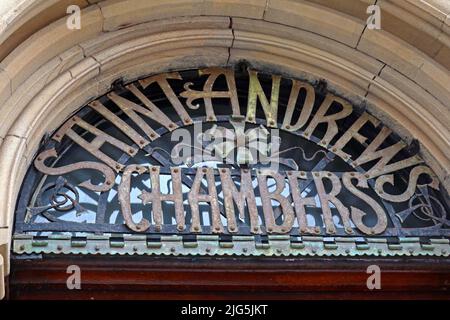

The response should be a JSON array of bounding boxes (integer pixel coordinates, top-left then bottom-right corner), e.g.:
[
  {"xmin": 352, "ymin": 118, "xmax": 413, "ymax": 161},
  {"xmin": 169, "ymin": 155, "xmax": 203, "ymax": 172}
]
[
  {"xmin": 119, "ymin": 165, "xmax": 391, "ymax": 236},
  {"xmin": 34, "ymin": 67, "xmax": 441, "ymax": 235}
]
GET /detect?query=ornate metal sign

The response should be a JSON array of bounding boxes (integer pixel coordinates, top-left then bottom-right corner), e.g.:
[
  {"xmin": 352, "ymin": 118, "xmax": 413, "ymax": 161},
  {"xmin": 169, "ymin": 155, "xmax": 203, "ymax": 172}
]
[{"xmin": 13, "ymin": 67, "xmax": 450, "ymax": 256}]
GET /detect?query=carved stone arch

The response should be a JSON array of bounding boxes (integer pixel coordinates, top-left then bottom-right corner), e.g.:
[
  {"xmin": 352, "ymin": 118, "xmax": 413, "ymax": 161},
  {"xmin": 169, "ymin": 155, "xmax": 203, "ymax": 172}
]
[{"xmin": 0, "ymin": 0, "xmax": 449, "ymax": 298}]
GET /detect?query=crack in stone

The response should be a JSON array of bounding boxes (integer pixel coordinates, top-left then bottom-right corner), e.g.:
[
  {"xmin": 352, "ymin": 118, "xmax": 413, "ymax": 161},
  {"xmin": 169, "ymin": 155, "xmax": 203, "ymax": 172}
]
[
  {"xmin": 227, "ymin": 17, "xmax": 235, "ymax": 66},
  {"xmin": 0, "ymin": 66, "xmax": 12, "ymax": 97},
  {"xmin": 96, "ymin": 3, "xmax": 106, "ymax": 33},
  {"xmin": 77, "ymin": 44, "xmax": 88, "ymax": 59},
  {"xmin": 355, "ymin": 25, "xmax": 367, "ymax": 49},
  {"xmin": 263, "ymin": 0, "xmax": 270, "ymax": 20},
  {"xmin": 356, "ymin": 0, "xmax": 378, "ymax": 49}
]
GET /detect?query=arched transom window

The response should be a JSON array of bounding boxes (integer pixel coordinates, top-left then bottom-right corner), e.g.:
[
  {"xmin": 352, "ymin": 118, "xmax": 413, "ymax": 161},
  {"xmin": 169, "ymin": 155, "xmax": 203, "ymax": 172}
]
[{"xmin": 13, "ymin": 67, "xmax": 450, "ymax": 257}]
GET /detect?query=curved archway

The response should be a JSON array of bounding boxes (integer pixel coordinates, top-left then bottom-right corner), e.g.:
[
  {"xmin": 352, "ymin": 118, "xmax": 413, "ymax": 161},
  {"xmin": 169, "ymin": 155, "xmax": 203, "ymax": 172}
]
[{"xmin": 0, "ymin": 0, "xmax": 449, "ymax": 298}]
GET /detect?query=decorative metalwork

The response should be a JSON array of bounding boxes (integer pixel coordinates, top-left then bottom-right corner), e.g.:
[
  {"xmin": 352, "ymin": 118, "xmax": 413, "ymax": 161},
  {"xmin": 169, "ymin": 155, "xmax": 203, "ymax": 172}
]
[
  {"xmin": 25, "ymin": 176, "xmax": 86, "ymax": 223},
  {"xmin": 13, "ymin": 67, "xmax": 450, "ymax": 256}
]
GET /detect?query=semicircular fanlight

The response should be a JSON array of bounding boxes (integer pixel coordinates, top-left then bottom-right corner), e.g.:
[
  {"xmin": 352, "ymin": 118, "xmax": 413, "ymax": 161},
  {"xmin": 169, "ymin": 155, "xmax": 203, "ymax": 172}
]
[{"xmin": 13, "ymin": 67, "xmax": 450, "ymax": 256}]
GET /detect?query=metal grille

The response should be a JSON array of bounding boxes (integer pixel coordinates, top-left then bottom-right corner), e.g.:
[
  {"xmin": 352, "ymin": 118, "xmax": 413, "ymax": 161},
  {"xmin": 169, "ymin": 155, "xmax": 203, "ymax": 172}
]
[{"xmin": 12, "ymin": 67, "xmax": 450, "ymax": 256}]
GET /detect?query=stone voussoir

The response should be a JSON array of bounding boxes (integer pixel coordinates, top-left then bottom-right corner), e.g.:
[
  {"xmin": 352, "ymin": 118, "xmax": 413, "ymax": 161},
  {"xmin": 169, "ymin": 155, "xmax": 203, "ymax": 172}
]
[
  {"xmin": 264, "ymin": 0, "xmax": 366, "ymax": 48},
  {"xmin": 0, "ymin": 5, "xmax": 103, "ymax": 92}
]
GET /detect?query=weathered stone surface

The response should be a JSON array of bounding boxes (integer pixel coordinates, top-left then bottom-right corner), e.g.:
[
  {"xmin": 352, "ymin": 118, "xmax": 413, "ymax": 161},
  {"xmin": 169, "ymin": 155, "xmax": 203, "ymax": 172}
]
[
  {"xmin": 410, "ymin": 0, "xmax": 450, "ymax": 20},
  {"xmin": 99, "ymin": 0, "xmax": 266, "ymax": 32},
  {"xmin": 231, "ymin": 28, "xmax": 378, "ymax": 98},
  {"xmin": 96, "ymin": 47, "xmax": 229, "ymax": 92},
  {"xmin": 0, "ymin": 68, "xmax": 11, "ymax": 113},
  {"xmin": 80, "ymin": 16, "xmax": 231, "ymax": 56},
  {"xmin": 434, "ymin": 16, "xmax": 450, "ymax": 69},
  {"xmin": 0, "ymin": 136, "xmax": 28, "ymax": 229},
  {"xmin": 0, "ymin": 56, "xmax": 62, "ymax": 139},
  {"xmin": 390, "ymin": 0, "xmax": 447, "ymax": 28},
  {"xmin": 304, "ymin": 0, "xmax": 375, "ymax": 20},
  {"xmin": 0, "ymin": 47, "xmax": 85, "ymax": 139},
  {"xmin": 378, "ymin": 0, "xmax": 444, "ymax": 58},
  {"xmin": 378, "ymin": 90, "xmax": 449, "ymax": 181},
  {"xmin": 0, "ymin": 226, "xmax": 11, "ymax": 290},
  {"xmin": 99, "ymin": 0, "xmax": 204, "ymax": 31},
  {"xmin": 366, "ymin": 75, "xmax": 450, "ymax": 188},
  {"xmin": 0, "ymin": 5, "xmax": 102, "ymax": 91},
  {"xmin": 233, "ymin": 17, "xmax": 384, "ymax": 75},
  {"xmin": 379, "ymin": 65, "xmax": 450, "ymax": 127},
  {"xmin": 412, "ymin": 59, "xmax": 450, "ymax": 106},
  {"xmin": 434, "ymin": 44, "xmax": 450, "ymax": 70},
  {"xmin": 202, "ymin": 0, "xmax": 266, "ymax": 18},
  {"xmin": 0, "ymin": 0, "xmax": 89, "ymax": 61},
  {"xmin": 47, "ymin": 45, "xmax": 85, "ymax": 80},
  {"xmin": 357, "ymin": 28, "xmax": 426, "ymax": 78},
  {"xmin": 93, "ymin": 29, "xmax": 233, "ymax": 73},
  {"xmin": 0, "ymin": 242, "xmax": 5, "ymax": 299},
  {"xmin": 7, "ymin": 58, "xmax": 100, "ymax": 152}
]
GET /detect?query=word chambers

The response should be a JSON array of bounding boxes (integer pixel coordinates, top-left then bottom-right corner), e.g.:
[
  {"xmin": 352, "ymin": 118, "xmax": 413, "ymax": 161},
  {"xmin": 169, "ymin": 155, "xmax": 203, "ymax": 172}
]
[{"xmin": 34, "ymin": 68, "xmax": 440, "ymax": 236}]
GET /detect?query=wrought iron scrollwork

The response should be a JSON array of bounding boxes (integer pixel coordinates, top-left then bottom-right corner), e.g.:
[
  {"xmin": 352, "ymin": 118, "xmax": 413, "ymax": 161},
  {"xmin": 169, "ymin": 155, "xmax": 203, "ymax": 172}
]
[
  {"xmin": 396, "ymin": 186, "xmax": 449, "ymax": 227},
  {"xmin": 25, "ymin": 176, "xmax": 86, "ymax": 223}
]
